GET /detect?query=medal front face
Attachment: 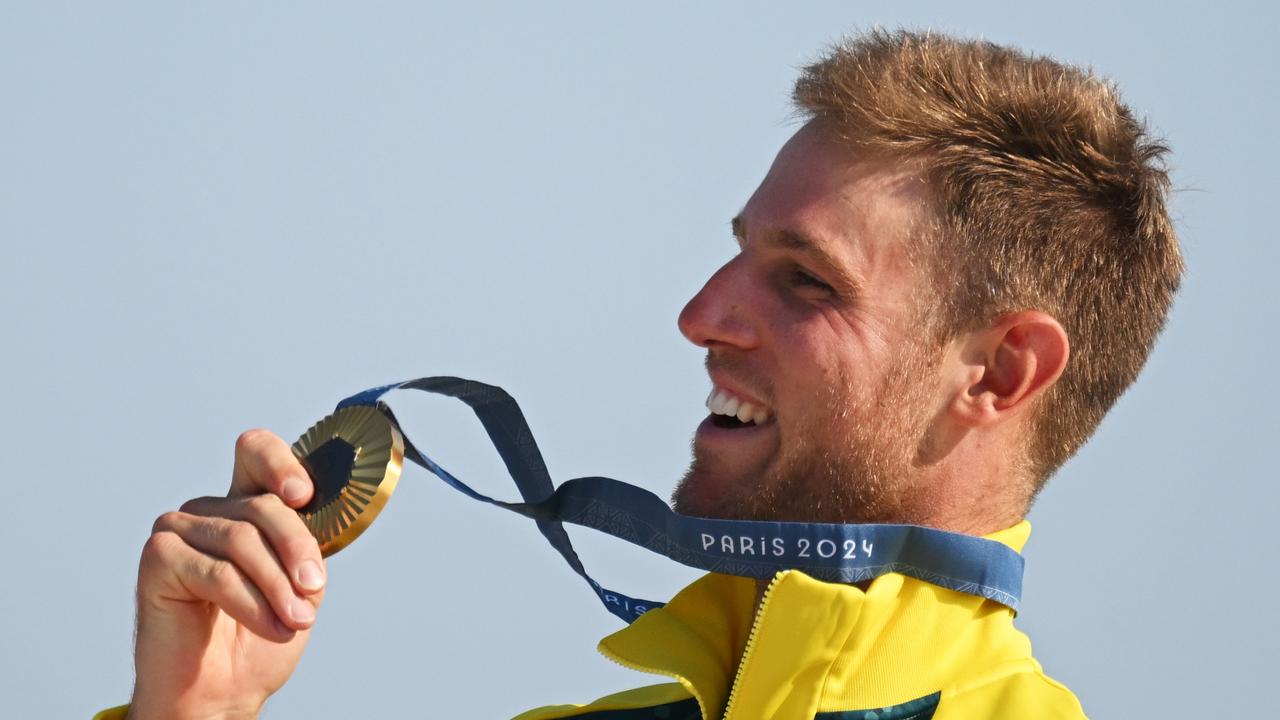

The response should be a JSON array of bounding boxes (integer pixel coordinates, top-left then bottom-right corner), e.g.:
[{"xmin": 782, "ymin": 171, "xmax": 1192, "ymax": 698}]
[{"xmin": 292, "ymin": 405, "xmax": 404, "ymax": 557}]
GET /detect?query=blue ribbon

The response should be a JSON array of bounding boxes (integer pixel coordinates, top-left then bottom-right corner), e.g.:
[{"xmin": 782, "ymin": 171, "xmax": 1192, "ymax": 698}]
[{"xmin": 337, "ymin": 377, "xmax": 1025, "ymax": 623}]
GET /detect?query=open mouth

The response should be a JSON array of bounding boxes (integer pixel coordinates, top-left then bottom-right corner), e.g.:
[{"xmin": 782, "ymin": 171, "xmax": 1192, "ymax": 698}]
[
  {"xmin": 706, "ymin": 387, "xmax": 772, "ymax": 429},
  {"xmin": 710, "ymin": 413, "xmax": 754, "ymax": 430}
]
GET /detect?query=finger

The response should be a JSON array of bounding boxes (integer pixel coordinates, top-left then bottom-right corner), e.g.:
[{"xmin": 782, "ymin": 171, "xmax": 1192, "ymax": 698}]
[
  {"xmin": 231, "ymin": 428, "xmax": 313, "ymax": 508},
  {"xmin": 153, "ymin": 511, "xmax": 320, "ymax": 632},
  {"xmin": 179, "ymin": 494, "xmax": 327, "ymax": 596},
  {"xmin": 140, "ymin": 530, "xmax": 297, "ymax": 643}
]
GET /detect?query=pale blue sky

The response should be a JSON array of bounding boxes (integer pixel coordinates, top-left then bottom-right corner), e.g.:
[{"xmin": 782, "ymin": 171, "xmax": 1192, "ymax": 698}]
[{"xmin": 2, "ymin": 2, "xmax": 1276, "ymax": 717}]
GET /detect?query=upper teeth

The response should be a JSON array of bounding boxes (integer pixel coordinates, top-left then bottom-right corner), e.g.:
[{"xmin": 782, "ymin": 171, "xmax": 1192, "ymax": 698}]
[{"xmin": 706, "ymin": 387, "xmax": 771, "ymax": 425}]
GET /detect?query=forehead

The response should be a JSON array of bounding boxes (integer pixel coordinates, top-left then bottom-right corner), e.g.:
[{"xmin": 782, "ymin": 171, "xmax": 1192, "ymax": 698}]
[{"xmin": 739, "ymin": 123, "xmax": 930, "ymax": 274}]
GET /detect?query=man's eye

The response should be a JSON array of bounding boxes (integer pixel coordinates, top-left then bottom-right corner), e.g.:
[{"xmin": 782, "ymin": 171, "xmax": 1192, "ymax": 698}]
[{"xmin": 790, "ymin": 268, "xmax": 833, "ymax": 292}]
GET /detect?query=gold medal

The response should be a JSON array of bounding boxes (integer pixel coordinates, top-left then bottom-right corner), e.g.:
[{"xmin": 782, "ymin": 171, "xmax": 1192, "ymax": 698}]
[{"xmin": 291, "ymin": 405, "xmax": 404, "ymax": 557}]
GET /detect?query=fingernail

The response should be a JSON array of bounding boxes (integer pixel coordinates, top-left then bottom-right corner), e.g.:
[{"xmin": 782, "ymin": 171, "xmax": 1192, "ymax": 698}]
[
  {"xmin": 281, "ymin": 476, "xmax": 308, "ymax": 505},
  {"xmin": 297, "ymin": 560, "xmax": 325, "ymax": 591},
  {"xmin": 290, "ymin": 596, "xmax": 316, "ymax": 624}
]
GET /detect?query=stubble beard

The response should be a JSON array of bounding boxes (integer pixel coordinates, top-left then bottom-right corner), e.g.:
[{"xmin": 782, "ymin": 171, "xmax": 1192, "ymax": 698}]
[{"xmin": 672, "ymin": 341, "xmax": 943, "ymax": 525}]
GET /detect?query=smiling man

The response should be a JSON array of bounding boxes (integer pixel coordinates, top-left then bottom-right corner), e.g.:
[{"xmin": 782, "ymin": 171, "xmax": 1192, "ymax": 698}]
[
  {"xmin": 98, "ymin": 30, "xmax": 1181, "ymax": 720},
  {"xmin": 674, "ymin": 136, "xmax": 971, "ymax": 530}
]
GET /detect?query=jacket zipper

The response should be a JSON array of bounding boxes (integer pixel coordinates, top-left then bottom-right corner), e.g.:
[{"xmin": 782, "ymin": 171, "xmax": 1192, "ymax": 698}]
[
  {"xmin": 597, "ymin": 643, "xmax": 710, "ymax": 720},
  {"xmin": 721, "ymin": 571, "xmax": 784, "ymax": 720}
]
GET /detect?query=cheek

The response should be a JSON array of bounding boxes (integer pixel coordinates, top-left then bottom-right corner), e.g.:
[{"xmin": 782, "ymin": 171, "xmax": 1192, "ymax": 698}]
[
  {"xmin": 772, "ymin": 320, "xmax": 853, "ymax": 403},
  {"xmin": 778, "ymin": 308, "xmax": 878, "ymax": 374},
  {"xmin": 772, "ymin": 313, "xmax": 895, "ymax": 417}
]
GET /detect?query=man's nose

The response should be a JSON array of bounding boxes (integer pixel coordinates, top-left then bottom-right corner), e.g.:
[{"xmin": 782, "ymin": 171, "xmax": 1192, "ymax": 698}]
[{"xmin": 677, "ymin": 259, "xmax": 759, "ymax": 350}]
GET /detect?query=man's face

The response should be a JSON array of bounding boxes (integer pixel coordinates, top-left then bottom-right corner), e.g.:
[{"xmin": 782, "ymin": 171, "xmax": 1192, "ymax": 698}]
[{"xmin": 672, "ymin": 123, "xmax": 947, "ymax": 524}]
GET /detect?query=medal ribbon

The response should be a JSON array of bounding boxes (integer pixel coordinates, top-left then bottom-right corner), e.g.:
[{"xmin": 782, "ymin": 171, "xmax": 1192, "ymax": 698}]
[{"xmin": 337, "ymin": 376, "xmax": 1025, "ymax": 623}]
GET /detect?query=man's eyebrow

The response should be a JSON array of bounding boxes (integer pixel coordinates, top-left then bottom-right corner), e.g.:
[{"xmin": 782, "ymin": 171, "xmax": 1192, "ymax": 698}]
[
  {"xmin": 731, "ymin": 215, "xmax": 829, "ymax": 253},
  {"xmin": 730, "ymin": 215, "xmax": 863, "ymax": 294}
]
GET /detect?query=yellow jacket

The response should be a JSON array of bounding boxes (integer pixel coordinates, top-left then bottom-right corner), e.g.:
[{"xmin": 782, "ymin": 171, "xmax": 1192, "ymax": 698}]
[{"xmin": 96, "ymin": 522, "xmax": 1085, "ymax": 719}]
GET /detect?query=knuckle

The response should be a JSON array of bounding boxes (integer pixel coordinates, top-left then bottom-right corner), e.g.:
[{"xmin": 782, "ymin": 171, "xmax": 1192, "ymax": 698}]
[
  {"xmin": 245, "ymin": 489, "xmax": 281, "ymax": 507},
  {"xmin": 207, "ymin": 558, "xmax": 239, "ymax": 591},
  {"xmin": 246, "ymin": 492, "xmax": 284, "ymax": 516},
  {"xmin": 151, "ymin": 511, "xmax": 182, "ymax": 534},
  {"xmin": 141, "ymin": 531, "xmax": 181, "ymax": 568},
  {"xmin": 280, "ymin": 532, "xmax": 320, "ymax": 563},
  {"xmin": 178, "ymin": 496, "xmax": 217, "ymax": 514},
  {"xmin": 245, "ymin": 496, "xmax": 315, "ymax": 558},
  {"xmin": 223, "ymin": 519, "xmax": 262, "ymax": 549}
]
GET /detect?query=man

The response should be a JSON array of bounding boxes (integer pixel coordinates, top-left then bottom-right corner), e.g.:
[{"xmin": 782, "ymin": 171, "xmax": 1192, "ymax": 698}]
[{"xmin": 97, "ymin": 29, "xmax": 1181, "ymax": 719}]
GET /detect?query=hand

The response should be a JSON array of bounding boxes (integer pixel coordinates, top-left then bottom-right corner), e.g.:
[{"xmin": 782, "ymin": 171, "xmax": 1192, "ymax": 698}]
[{"xmin": 129, "ymin": 430, "xmax": 326, "ymax": 720}]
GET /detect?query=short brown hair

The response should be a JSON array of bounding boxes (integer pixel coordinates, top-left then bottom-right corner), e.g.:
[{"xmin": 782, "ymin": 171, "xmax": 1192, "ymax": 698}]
[{"xmin": 793, "ymin": 29, "xmax": 1184, "ymax": 490}]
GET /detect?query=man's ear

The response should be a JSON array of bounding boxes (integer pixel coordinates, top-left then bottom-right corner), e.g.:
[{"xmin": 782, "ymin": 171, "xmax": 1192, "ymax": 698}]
[{"xmin": 948, "ymin": 311, "xmax": 1070, "ymax": 427}]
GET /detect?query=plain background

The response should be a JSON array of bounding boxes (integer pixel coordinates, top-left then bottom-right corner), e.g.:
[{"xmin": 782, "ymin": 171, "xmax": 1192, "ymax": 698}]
[{"xmin": 2, "ymin": 2, "xmax": 1276, "ymax": 717}]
